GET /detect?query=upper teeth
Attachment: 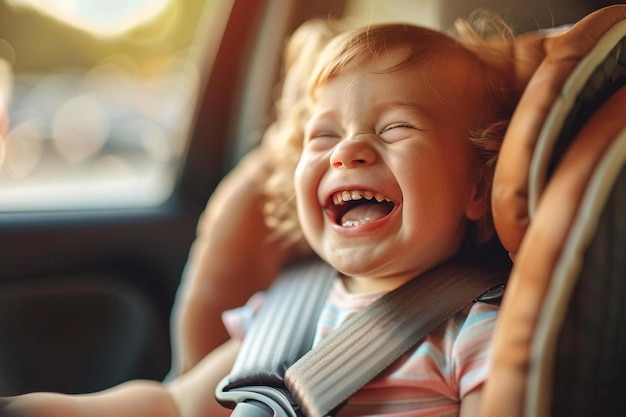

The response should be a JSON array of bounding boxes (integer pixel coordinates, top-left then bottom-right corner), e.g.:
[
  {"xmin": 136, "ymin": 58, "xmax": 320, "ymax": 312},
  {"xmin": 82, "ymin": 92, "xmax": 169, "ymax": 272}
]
[{"xmin": 332, "ymin": 190, "xmax": 390, "ymax": 206}]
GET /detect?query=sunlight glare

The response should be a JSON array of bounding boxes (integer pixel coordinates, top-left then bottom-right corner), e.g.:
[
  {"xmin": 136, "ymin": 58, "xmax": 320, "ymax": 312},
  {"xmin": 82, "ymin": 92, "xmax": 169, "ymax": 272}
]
[{"xmin": 5, "ymin": 0, "xmax": 173, "ymax": 37}]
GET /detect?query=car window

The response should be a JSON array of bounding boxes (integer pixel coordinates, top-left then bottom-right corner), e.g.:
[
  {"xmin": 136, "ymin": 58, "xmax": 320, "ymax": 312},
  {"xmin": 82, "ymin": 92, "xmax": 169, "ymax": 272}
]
[{"xmin": 0, "ymin": 0, "xmax": 232, "ymax": 211}]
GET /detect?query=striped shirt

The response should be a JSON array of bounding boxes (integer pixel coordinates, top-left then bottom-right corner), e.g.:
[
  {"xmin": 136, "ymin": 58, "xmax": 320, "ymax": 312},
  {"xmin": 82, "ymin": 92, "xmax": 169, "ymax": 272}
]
[{"xmin": 223, "ymin": 277, "xmax": 499, "ymax": 416}]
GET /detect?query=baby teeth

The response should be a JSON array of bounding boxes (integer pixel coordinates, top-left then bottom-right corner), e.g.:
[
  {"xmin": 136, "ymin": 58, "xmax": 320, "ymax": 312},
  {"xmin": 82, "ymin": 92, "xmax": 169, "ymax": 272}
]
[
  {"xmin": 342, "ymin": 218, "xmax": 371, "ymax": 227},
  {"xmin": 332, "ymin": 190, "xmax": 389, "ymax": 205}
]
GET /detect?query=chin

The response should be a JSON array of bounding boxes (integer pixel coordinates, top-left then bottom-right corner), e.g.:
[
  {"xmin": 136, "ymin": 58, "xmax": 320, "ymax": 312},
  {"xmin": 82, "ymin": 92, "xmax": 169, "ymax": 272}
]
[{"xmin": 327, "ymin": 257, "xmax": 377, "ymax": 278}]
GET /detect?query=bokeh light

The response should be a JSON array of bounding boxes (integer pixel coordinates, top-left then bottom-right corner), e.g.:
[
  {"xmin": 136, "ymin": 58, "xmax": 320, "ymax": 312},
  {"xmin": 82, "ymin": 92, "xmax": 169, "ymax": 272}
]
[
  {"xmin": 2, "ymin": 120, "xmax": 43, "ymax": 179},
  {"xmin": 51, "ymin": 94, "xmax": 109, "ymax": 164},
  {"xmin": 0, "ymin": 0, "xmax": 226, "ymax": 210},
  {"xmin": 5, "ymin": 0, "xmax": 173, "ymax": 38}
]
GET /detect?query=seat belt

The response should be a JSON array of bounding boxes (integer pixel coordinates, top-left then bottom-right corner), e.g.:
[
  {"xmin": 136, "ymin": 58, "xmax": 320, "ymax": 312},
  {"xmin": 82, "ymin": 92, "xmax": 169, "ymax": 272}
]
[{"xmin": 216, "ymin": 256, "xmax": 507, "ymax": 417}]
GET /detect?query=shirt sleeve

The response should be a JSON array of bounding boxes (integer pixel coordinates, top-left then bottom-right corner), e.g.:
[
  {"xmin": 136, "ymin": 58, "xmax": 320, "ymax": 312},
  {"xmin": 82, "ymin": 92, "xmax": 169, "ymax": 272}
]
[
  {"xmin": 451, "ymin": 301, "xmax": 500, "ymax": 398},
  {"xmin": 221, "ymin": 291, "xmax": 265, "ymax": 342}
]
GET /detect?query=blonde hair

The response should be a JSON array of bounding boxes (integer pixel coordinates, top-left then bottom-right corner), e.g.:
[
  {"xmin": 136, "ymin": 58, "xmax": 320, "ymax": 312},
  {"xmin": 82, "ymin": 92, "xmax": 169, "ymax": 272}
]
[
  {"xmin": 262, "ymin": 18, "xmax": 345, "ymax": 251},
  {"xmin": 265, "ymin": 14, "xmax": 520, "ymax": 254},
  {"xmin": 453, "ymin": 10, "xmax": 518, "ymax": 250}
]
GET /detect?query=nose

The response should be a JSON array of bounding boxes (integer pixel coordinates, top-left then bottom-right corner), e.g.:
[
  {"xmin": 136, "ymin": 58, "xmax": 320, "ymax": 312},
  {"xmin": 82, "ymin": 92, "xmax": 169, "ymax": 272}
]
[{"xmin": 330, "ymin": 136, "xmax": 377, "ymax": 169}]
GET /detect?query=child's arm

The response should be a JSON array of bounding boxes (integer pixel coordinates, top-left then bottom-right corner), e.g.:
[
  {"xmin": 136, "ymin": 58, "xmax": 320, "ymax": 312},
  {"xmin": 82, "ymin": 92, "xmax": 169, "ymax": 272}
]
[
  {"xmin": 459, "ymin": 387, "xmax": 483, "ymax": 417},
  {"xmin": 167, "ymin": 338, "xmax": 240, "ymax": 417},
  {"xmin": 0, "ymin": 380, "xmax": 178, "ymax": 417},
  {"xmin": 170, "ymin": 147, "xmax": 296, "ymax": 375},
  {"xmin": 1, "ymin": 339, "xmax": 240, "ymax": 417}
]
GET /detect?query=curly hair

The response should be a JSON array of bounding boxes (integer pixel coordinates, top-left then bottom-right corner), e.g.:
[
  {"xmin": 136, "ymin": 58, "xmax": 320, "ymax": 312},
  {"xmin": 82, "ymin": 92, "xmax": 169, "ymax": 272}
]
[{"xmin": 261, "ymin": 18, "xmax": 345, "ymax": 252}]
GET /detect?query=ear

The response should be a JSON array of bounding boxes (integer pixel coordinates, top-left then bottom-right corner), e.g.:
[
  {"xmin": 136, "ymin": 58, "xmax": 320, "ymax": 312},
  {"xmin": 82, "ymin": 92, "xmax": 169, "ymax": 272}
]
[{"xmin": 465, "ymin": 173, "xmax": 488, "ymax": 221}]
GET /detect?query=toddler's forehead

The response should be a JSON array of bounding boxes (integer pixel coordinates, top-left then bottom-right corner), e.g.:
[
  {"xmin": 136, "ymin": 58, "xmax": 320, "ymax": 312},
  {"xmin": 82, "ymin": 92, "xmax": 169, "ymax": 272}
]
[
  {"xmin": 328, "ymin": 45, "xmax": 481, "ymax": 93},
  {"xmin": 333, "ymin": 39, "xmax": 479, "ymax": 81},
  {"xmin": 309, "ymin": 29, "xmax": 486, "ymax": 111}
]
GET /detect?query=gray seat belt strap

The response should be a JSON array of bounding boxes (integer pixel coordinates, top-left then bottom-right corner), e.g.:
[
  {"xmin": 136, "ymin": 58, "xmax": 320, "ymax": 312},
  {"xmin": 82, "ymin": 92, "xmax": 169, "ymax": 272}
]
[
  {"xmin": 224, "ymin": 257, "xmax": 336, "ymax": 388},
  {"xmin": 284, "ymin": 261, "xmax": 507, "ymax": 417}
]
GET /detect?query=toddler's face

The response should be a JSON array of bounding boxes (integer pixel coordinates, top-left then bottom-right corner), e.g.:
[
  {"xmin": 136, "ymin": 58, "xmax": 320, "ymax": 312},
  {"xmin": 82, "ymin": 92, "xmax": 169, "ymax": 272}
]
[{"xmin": 295, "ymin": 46, "xmax": 487, "ymax": 292}]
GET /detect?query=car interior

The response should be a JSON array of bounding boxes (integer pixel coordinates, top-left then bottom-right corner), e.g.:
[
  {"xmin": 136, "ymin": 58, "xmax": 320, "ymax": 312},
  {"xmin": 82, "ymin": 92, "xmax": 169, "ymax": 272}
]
[{"xmin": 0, "ymin": 0, "xmax": 624, "ymax": 415}]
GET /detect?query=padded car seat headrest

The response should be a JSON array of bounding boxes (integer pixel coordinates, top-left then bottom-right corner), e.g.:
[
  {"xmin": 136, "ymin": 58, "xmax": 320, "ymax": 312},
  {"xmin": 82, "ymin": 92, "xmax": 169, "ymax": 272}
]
[
  {"xmin": 491, "ymin": 4, "xmax": 626, "ymax": 259},
  {"xmin": 483, "ymin": 5, "xmax": 626, "ymax": 417}
]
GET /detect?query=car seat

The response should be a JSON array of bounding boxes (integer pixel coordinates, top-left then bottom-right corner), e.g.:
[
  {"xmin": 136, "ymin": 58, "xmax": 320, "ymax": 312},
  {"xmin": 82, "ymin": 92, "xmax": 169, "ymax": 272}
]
[
  {"xmin": 484, "ymin": 4, "xmax": 626, "ymax": 417},
  {"xmin": 171, "ymin": 4, "xmax": 626, "ymax": 416}
]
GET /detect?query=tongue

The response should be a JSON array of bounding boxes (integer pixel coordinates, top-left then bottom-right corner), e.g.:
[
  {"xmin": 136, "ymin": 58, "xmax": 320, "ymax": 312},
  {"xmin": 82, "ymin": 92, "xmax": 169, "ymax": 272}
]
[{"xmin": 341, "ymin": 202, "xmax": 391, "ymax": 225}]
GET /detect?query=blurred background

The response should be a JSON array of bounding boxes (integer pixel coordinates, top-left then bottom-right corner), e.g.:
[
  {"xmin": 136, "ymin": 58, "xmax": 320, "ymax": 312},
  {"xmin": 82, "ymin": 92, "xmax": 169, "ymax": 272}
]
[{"xmin": 0, "ymin": 0, "xmax": 218, "ymax": 211}]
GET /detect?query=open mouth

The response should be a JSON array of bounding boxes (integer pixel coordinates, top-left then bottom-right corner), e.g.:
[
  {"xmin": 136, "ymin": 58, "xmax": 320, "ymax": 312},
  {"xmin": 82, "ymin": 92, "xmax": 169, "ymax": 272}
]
[{"xmin": 328, "ymin": 189, "xmax": 396, "ymax": 227}]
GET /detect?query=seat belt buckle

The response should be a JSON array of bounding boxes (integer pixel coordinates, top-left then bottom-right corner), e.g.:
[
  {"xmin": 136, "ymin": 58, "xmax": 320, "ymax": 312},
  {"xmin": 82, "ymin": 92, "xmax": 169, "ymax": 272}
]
[{"xmin": 216, "ymin": 376, "xmax": 303, "ymax": 417}]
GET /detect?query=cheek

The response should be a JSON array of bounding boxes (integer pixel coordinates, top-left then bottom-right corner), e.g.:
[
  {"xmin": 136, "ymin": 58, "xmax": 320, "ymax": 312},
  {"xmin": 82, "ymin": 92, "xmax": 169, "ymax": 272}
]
[
  {"xmin": 293, "ymin": 159, "xmax": 308, "ymax": 215},
  {"xmin": 294, "ymin": 155, "xmax": 326, "ymax": 248},
  {"xmin": 294, "ymin": 149, "xmax": 329, "ymax": 192},
  {"xmin": 293, "ymin": 155, "xmax": 322, "ymax": 219},
  {"xmin": 293, "ymin": 156, "xmax": 311, "ymax": 202},
  {"xmin": 398, "ymin": 153, "xmax": 474, "ymax": 217}
]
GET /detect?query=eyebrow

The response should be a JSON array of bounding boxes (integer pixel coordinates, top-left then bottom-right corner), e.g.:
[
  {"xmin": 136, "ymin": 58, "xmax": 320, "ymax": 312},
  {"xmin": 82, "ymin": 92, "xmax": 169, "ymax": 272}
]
[
  {"xmin": 374, "ymin": 101, "xmax": 436, "ymax": 118},
  {"xmin": 306, "ymin": 109, "xmax": 337, "ymax": 124}
]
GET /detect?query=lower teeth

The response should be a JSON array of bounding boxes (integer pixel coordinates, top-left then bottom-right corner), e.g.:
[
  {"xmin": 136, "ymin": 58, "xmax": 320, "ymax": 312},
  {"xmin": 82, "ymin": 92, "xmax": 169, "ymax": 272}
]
[{"xmin": 342, "ymin": 218, "xmax": 371, "ymax": 227}]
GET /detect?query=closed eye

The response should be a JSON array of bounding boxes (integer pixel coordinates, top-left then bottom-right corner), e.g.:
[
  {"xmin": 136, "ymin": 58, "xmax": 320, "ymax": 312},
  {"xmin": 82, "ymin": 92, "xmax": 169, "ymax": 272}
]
[
  {"xmin": 379, "ymin": 122, "xmax": 422, "ymax": 142},
  {"xmin": 310, "ymin": 131, "xmax": 340, "ymax": 139},
  {"xmin": 383, "ymin": 122, "xmax": 418, "ymax": 131},
  {"xmin": 304, "ymin": 114, "xmax": 341, "ymax": 145},
  {"xmin": 304, "ymin": 129, "xmax": 341, "ymax": 149}
]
